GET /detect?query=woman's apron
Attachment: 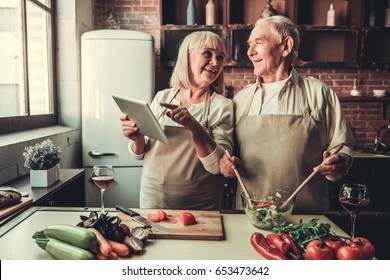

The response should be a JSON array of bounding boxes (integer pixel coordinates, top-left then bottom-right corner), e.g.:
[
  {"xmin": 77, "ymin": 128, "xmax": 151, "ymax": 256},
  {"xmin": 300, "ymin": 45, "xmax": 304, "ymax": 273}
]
[
  {"xmin": 140, "ymin": 89, "xmax": 224, "ymax": 210},
  {"xmin": 235, "ymin": 85, "xmax": 328, "ymax": 212}
]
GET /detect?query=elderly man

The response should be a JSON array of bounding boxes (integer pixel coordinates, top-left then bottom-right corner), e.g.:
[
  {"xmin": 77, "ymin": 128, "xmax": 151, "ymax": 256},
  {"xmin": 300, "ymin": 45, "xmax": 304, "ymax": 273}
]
[{"xmin": 220, "ymin": 15, "xmax": 355, "ymax": 212}]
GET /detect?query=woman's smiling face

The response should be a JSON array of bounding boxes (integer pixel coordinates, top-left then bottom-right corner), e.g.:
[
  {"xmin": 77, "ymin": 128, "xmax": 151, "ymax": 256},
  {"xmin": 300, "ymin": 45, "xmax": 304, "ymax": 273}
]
[{"xmin": 188, "ymin": 47, "xmax": 225, "ymax": 88}]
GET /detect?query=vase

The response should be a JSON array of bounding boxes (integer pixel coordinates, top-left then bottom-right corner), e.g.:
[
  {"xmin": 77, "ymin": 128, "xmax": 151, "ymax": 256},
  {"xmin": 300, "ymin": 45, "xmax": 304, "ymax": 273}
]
[
  {"xmin": 187, "ymin": 0, "xmax": 196, "ymax": 25},
  {"xmin": 261, "ymin": 0, "xmax": 277, "ymax": 18},
  {"xmin": 30, "ymin": 164, "xmax": 60, "ymax": 188}
]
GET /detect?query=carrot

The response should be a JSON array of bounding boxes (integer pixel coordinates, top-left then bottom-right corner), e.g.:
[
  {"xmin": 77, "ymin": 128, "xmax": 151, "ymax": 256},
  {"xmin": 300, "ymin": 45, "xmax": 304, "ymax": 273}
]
[
  {"xmin": 107, "ymin": 239, "xmax": 130, "ymax": 257},
  {"xmin": 88, "ymin": 228, "xmax": 112, "ymax": 257},
  {"xmin": 92, "ymin": 251, "xmax": 108, "ymax": 260},
  {"xmin": 108, "ymin": 251, "xmax": 118, "ymax": 260}
]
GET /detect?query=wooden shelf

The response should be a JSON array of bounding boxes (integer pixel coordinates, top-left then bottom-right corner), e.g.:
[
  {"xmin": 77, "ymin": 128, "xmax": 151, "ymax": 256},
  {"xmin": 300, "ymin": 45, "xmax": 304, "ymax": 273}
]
[{"xmin": 159, "ymin": 0, "xmax": 390, "ymax": 69}]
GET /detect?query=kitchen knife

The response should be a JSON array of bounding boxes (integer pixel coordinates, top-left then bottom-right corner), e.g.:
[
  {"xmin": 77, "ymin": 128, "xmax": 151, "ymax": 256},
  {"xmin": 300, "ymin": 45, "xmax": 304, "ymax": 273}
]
[{"xmin": 116, "ymin": 205, "xmax": 172, "ymax": 234}]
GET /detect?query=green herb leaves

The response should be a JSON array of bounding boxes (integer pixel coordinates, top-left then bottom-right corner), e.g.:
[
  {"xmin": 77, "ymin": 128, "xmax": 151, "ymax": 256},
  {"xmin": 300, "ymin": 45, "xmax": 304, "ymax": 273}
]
[{"xmin": 272, "ymin": 218, "xmax": 335, "ymax": 253}]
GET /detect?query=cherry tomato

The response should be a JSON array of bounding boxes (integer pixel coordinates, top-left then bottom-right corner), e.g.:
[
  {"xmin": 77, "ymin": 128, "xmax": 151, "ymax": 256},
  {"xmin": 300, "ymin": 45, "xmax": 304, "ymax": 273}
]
[
  {"xmin": 147, "ymin": 213, "xmax": 161, "ymax": 223},
  {"xmin": 255, "ymin": 201, "xmax": 281, "ymax": 208},
  {"xmin": 179, "ymin": 212, "xmax": 197, "ymax": 226},
  {"xmin": 323, "ymin": 236, "xmax": 346, "ymax": 258},
  {"xmin": 157, "ymin": 210, "xmax": 167, "ymax": 221},
  {"xmin": 350, "ymin": 237, "xmax": 375, "ymax": 260},
  {"xmin": 305, "ymin": 239, "xmax": 334, "ymax": 260},
  {"xmin": 337, "ymin": 245, "xmax": 363, "ymax": 260}
]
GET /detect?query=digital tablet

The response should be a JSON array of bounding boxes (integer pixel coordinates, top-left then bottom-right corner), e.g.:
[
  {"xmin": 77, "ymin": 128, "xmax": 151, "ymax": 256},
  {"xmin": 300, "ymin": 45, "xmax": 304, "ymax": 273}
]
[{"xmin": 112, "ymin": 94, "xmax": 169, "ymax": 144}]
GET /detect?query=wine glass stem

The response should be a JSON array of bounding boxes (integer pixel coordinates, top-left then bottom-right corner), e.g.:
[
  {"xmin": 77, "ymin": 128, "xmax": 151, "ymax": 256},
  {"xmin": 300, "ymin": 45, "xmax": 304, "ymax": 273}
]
[
  {"xmin": 350, "ymin": 213, "xmax": 357, "ymax": 238},
  {"xmin": 100, "ymin": 189, "xmax": 106, "ymax": 215}
]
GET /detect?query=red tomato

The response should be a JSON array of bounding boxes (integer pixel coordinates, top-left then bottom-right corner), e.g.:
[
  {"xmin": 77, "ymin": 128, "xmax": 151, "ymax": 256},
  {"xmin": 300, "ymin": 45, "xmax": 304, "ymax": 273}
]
[
  {"xmin": 179, "ymin": 212, "xmax": 197, "ymax": 226},
  {"xmin": 350, "ymin": 237, "xmax": 375, "ymax": 260},
  {"xmin": 157, "ymin": 210, "xmax": 167, "ymax": 221},
  {"xmin": 147, "ymin": 213, "xmax": 161, "ymax": 223},
  {"xmin": 323, "ymin": 236, "xmax": 346, "ymax": 258},
  {"xmin": 337, "ymin": 245, "xmax": 363, "ymax": 260},
  {"xmin": 305, "ymin": 240, "xmax": 333, "ymax": 260}
]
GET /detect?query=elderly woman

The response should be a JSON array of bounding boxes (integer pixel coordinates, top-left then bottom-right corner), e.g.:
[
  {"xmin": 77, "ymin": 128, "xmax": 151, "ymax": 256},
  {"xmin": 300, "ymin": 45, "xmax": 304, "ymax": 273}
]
[{"xmin": 121, "ymin": 31, "xmax": 234, "ymax": 210}]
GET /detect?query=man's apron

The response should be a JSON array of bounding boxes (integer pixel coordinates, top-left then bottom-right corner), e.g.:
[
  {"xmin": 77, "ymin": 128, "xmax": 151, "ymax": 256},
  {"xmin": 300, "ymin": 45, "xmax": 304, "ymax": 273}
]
[
  {"xmin": 140, "ymin": 89, "xmax": 224, "ymax": 210},
  {"xmin": 235, "ymin": 86, "xmax": 329, "ymax": 212}
]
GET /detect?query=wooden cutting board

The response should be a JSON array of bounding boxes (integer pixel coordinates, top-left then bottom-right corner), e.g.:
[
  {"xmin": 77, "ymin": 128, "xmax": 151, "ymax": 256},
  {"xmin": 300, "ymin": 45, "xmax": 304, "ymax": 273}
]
[
  {"xmin": 118, "ymin": 209, "xmax": 224, "ymax": 241},
  {"xmin": 0, "ymin": 197, "xmax": 33, "ymax": 219}
]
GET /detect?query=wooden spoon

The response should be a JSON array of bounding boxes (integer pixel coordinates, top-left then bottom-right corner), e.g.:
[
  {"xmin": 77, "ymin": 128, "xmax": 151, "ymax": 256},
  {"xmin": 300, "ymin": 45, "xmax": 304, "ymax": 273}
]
[
  {"xmin": 224, "ymin": 150, "xmax": 252, "ymax": 200},
  {"xmin": 278, "ymin": 144, "xmax": 345, "ymax": 212}
]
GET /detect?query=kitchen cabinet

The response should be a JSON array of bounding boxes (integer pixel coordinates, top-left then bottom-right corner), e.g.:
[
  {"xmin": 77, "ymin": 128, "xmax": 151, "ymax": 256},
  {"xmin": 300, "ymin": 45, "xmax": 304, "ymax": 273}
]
[
  {"xmin": 361, "ymin": 27, "xmax": 390, "ymax": 69},
  {"xmin": 160, "ymin": 0, "xmax": 390, "ymax": 69},
  {"xmin": 0, "ymin": 169, "xmax": 85, "ymax": 228}
]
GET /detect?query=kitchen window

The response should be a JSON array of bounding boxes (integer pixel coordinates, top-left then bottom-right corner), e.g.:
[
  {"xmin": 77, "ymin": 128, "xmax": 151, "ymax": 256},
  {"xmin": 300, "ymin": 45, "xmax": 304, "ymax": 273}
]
[{"xmin": 0, "ymin": 0, "xmax": 56, "ymax": 134}]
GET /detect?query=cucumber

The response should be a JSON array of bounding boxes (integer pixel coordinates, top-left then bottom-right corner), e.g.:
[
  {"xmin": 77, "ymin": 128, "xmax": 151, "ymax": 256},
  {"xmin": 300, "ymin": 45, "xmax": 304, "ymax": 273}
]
[
  {"xmin": 35, "ymin": 238, "xmax": 94, "ymax": 260},
  {"xmin": 33, "ymin": 224, "xmax": 97, "ymax": 250}
]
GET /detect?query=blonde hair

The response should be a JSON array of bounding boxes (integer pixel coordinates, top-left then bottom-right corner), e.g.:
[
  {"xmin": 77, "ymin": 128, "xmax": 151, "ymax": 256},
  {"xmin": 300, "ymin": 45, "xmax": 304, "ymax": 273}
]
[
  {"xmin": 169, "ymin": 31, "xmax": 226, "ymax": 94},
  {"xmin": 255, "ymin": 15, "xmax": 300, "ymax": 60}
]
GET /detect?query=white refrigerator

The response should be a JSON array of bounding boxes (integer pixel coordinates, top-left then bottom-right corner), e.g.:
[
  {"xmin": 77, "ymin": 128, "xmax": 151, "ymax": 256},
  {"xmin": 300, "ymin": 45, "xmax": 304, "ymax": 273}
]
[{"xmin": 81, "ymin": 30, "xmax": 155, "ymax": 208}]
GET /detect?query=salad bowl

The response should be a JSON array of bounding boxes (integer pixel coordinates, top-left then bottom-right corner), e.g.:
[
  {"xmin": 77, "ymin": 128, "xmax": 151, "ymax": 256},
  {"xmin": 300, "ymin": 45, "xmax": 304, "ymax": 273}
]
[{"xmin": 241, "ymin": 188, "xmax": 294, "ymax": 230}]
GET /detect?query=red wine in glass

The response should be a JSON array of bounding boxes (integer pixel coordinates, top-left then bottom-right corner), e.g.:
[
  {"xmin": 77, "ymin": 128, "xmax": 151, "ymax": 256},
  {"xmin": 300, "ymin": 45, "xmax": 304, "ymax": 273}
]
[
  {"xmin": 92, "ymin": 165, "xmax": 115, "ymax": 214},
  {"xmin": 339, "ymin": 197, "xmax": 369, "ymax": 214},
  {"xmin": 338, "ymin": 183, "xmax": 370, "ymax": 238},
  {"xmin": 92, "ymin": 176, "xmax": 114, "ymax": 190}
]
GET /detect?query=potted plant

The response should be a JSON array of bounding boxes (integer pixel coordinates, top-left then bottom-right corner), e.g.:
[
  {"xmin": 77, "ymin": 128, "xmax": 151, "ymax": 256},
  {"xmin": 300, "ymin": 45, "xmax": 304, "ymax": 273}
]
[{"xmin": 23, "ymin": 139, "xmax": 62, "ymax": 188}]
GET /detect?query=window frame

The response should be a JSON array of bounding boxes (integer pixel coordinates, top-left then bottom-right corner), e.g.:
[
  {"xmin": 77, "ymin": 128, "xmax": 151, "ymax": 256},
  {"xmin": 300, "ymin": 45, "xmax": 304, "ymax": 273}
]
[{"xmin": 0, "ymin": 0, "xmax": 57, "ymax": 135}]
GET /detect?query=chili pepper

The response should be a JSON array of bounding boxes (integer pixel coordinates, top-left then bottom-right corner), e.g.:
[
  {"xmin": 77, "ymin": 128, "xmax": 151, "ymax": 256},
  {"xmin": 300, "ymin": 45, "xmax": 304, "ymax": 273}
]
[
  {"xmin": 250, "ymin": 232, "xmax": 287, "ymax": 260},
  {"xmin": 265, "ymin": 233, "xmax": 302, "ymax": 259},
  {"xmin": 279, "ymin": 233, "xmax": 302, "ymax": 259},
  {"xmin": 266, "ymin": 234, "xmax": 291, "ymax": 255}
]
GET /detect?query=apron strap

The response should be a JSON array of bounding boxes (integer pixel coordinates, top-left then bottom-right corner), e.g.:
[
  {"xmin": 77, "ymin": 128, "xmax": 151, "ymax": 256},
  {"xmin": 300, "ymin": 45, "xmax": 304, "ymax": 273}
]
[
  {"xmin": 155, "ymin": 88, "xmax": 179, "ymax": 121},
  {"xmin": 240, "ymin": 78, "xmax": 312, "ymax": 119}
]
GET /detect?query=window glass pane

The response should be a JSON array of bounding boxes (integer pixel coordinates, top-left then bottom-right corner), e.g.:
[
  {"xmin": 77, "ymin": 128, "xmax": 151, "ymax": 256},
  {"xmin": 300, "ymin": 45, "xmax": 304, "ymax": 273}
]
[
  {"xmin": 34, "ymin": 0, "xmax": 50, "ymax": 9},
  {"xmin": 0, "ymin": 0, "xmax": 26, "ymax": 118},
  {"xmin": 26, "ymin": 0, "xmax": 53, "ymax": 115}
]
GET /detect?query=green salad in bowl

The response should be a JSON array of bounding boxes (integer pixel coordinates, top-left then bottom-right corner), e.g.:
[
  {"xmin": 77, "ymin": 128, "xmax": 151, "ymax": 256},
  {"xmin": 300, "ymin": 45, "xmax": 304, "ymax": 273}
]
[{"xmin": 241, "ymin": 189, "xmax": 294, "ymax": 230}]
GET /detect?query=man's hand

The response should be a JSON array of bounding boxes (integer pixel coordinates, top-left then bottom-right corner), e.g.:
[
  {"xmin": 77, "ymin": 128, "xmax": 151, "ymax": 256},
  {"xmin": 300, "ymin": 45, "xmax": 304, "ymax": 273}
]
[
  {"xmin": 220, "ymin": 153, "xmax": 243, "ymax": 178},
  {"xmin": 315, "ymin": 151, "xmax": 351, "ymax": 182}
]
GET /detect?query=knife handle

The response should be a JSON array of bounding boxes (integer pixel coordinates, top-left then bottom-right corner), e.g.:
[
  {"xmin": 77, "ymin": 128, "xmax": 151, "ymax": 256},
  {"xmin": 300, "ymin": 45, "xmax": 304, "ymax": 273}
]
[{"xmin": 116, "ymin": 205, "xmax": 140, "ymax": 217}]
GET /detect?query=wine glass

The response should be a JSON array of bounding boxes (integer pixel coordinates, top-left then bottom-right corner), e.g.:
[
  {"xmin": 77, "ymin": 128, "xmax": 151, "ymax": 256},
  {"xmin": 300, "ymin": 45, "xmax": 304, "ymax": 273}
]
[
  {"xmin": 91, "ymin": 165, "xmax": 115, "ymax": 215},
  {"xmin": 338, "ymin": 183, "xmax": 370, "ymax": 238}
]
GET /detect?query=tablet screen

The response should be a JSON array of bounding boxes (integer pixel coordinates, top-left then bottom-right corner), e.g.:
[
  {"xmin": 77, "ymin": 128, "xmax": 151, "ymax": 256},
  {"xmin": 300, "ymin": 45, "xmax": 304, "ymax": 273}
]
[{"xmin": 112, "ymin": 94, "xmax": 169, "ymax": 144}]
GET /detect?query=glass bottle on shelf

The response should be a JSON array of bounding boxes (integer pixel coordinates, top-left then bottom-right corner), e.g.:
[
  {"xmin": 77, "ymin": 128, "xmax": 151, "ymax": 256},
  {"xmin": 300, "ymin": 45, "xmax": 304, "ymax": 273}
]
[
  {"xmin": 327, "ymin": 3, "xmax": 335, "ymax": 26},
  {"xmin": 385, "ymin": 1, "xmax": 390, "ymax": 27},
  {"xmin": 205, "ymin": 0, "xmax": 216, "ymax": 25},
  {"xmin": 369, "ymin": 1, "xmax": 376, "ymax": 27},
  {"xmin": 187, "ymin": 0, "xmax": 197, "ymax": 25},
  {"xmin": 350, "ymin": 77, "xmax": 360, "ymax": 97}
]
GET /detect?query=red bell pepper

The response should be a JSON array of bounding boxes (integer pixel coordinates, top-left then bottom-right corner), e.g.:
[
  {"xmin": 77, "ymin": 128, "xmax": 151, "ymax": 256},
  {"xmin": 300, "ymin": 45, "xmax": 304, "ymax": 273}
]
[
  {"xmin": 278, "ymin": 233, "xmax": 302, "ymax": 259},
  {"xmin": 251, "ymin": 232, "xmax": 302, "ymax": 260},
  {"xmin": 266, "ymin": 233, "xmax": 301, "ymax": 259},
  {"xmin": 250, "ymin": 232, "xmax": 287, "ymax": 260}
]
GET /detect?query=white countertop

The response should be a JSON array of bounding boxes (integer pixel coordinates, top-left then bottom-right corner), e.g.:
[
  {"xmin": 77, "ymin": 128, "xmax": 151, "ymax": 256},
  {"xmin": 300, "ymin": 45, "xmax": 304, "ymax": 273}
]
[
  {"xmin": 353, "ymin": 150, "xmax": 390, "ymax": 159},
  {"xmin": 0, "ymin": 208, "xmax": 348, "ymax": 260}
]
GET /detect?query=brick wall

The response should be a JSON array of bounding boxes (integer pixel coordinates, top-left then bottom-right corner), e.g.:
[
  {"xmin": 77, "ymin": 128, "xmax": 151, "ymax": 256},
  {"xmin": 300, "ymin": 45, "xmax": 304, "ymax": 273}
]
[{"xmin": 93, "ymin": 0, "xmax": 390, "ymax": 150}]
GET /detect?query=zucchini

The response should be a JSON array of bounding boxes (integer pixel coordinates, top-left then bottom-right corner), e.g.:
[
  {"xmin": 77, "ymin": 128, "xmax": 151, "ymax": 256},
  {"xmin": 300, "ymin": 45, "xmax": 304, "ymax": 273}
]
[
  {"xmin": 33, "ymin": 224, "xmax": 97, "ymax": 250},
  {"xmin": 35, "ymin": 238, "xmax": 94, "ymax": 260}
]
